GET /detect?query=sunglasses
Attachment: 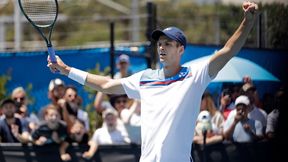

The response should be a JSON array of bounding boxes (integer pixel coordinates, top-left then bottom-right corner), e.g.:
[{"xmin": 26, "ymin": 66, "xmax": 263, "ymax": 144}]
[{"xmin": 13, "ymin": 97, "xmax": 26, "ymax": 101}]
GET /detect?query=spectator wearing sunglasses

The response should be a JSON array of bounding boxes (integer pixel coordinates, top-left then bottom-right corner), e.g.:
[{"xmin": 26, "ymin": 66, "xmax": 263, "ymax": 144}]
[
  {"xmin": 109, "ymin": 94, "xmax": 141, "ymax": 144},
  {"xmin": 11, "ymin": 87, "xmax": 40, "ymax": 132}
]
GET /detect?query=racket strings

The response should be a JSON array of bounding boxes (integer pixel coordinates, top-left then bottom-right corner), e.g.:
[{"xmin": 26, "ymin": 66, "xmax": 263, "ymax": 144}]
[{"xmin": 21, "ymin": 0, "xmax": 57, "ymax": 27}]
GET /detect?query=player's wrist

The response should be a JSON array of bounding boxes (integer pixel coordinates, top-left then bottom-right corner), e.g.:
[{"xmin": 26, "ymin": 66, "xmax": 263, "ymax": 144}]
[
  {"xmin": 62, "ymin": 66, "xmax": 71, "ymax": 76},
  {"xmin": 68, "ymin": 67, "xmax": 88, "ymax": 85}
]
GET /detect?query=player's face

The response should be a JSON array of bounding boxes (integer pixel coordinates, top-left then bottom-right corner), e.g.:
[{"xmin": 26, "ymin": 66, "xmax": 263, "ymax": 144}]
[{"xmin": 157, "ymin": 35, "xmax": 183, "ymax": 67}]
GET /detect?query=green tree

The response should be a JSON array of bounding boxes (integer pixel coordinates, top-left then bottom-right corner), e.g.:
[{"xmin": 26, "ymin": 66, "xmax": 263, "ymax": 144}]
[{"xmin": 0, "ymin": 74, "xmax": 11, "ymax": 101}]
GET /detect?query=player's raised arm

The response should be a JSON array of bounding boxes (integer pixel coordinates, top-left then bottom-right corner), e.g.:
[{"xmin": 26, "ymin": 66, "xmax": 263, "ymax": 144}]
[
  {"xmin": 47, "ymin": 56, "xmax": 125, "ymax": 94},
  {"xmin": 208, "ymin": 1, "xmax": 259, "ymax": 78}
]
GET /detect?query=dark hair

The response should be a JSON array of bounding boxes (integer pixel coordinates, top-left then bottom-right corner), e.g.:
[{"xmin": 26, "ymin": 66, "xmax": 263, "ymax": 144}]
[
  {"xmin": 222, "ymin": 88, "xmax": 232, "ymax": 97},
  {"xmin": 0, "ymin": 98, "xmax": 16, "ymax": 108},
  {"xmin": 108, "ymin": 94, "xmax": 128, "ymax": 107},
  {"xmin": 64, "ymin": 85, "xmax": 78, "ymax": 94}
]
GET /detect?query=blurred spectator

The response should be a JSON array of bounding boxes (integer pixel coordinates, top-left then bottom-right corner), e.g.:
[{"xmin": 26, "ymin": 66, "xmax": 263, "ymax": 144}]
[
  {"xmin": 241, "ymin": 83, "xmax": 267, "ymax": 129},
  {"xmin": 11, "ymin": 87, "xmax": 39, "ymax": 132},
  {"xmin": 231, "ymin": 84, "xmax": 241, "ymax": 104},
  {"xmin": 193, "ymin": 110, "xmax": 223, "ymax": 145},
  {"xmin": 67, "ymin": 118, "xmax": 89, "ymax": 144},
  {"xmin": 200, "ymin": 92, "xmax": 224, "ymax": 134},
  {"xmin": 242, "ymin": 76, "xmax": 262, "ymax": 108},
  {"xmin": 266, "ymin": 88, "xmax": 285, "ymax": 139},
  {"xmin": 0, "ymin": 98, "xmax": 30, "ymax": 143},
  {"xmin": 82, "ymin": 108, "xmax": 130, "ymax": 159},
  {"xmin": 94, "ymin": 54, "xmax": 133, "ymax": 113},
  {"xmin": 223, "ymin": 96, "xmax": 263, "ymax": 142},
  {"xmin": 38, "ymin": 78, "xmax": 65, "ymax": 120},
  {"xmin": 58, "ymin": 85, "xmax": 89, "ymax": 132},
  {"xmin": 261, "ymin": 92, "xmax": 274, "ymax": 114},
  {"xmin": 219, "ymin": 88, "xmax": 234, "ymax": 120},
  {"xmin": 48, "ymin": 78, "xmax": 66, "ymax": 105},
  {"xmin": 242, "ymin": 75, "xmax": 252, "ymax": 84},
  {"xmin": 109, "ymin": 94, "xmax": 141, "ymax": 144},
  {"xmin": 114, "ymin": 54, "xmax": 132, "ymax": 79},
  {"xmin": 31, "ymin": 104, "xmax": 70, "ymax": 161}
]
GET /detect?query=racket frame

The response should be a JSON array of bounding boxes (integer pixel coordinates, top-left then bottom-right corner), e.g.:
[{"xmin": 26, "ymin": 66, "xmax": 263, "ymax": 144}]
[{"xmin": 18, "ymin": 0, "xmax": 59, "ymax": 62}]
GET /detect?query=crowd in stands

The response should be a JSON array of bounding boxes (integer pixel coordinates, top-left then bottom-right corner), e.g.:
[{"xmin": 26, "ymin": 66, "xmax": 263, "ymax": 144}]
[{"xmin": 0, "ymin": 54, "xmax": 287, "ymax": 161}]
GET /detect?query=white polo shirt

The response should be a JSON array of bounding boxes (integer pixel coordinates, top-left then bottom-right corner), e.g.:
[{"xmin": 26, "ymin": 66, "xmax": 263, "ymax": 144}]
[{"xmin": 121, "ymin": 61, "xmax": 212, "ymax": 162}]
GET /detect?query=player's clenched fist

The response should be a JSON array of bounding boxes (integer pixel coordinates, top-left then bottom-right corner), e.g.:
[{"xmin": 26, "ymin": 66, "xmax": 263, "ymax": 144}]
[{"xmin": 242, "ymin": 1, "xmax": 259, "ymax": 21}]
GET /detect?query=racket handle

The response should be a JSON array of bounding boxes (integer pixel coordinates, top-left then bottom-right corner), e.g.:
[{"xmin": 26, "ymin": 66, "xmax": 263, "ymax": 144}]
[{"xmin": 48, "ymin": 47, "xmax": 57, "ymax": 63}]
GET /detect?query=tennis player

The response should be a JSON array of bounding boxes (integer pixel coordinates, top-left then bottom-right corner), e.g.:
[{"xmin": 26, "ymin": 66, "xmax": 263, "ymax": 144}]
[{"xmin": 48, "ymin": 1, "xmax": 259, "ymax": 162}]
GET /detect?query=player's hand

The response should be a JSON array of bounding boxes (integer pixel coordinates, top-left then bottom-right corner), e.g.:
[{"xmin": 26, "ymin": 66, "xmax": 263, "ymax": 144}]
[
  {"xmin": 47, "ymin": 55, "xmax": 71, "ymax": 76},
  {"xmin": 242, "ymin": 1, "xmax": 259, "ymax": 22}
]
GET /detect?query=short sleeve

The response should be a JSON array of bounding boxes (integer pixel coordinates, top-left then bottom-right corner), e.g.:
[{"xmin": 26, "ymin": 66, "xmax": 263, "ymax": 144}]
[{"xmin": 120, "ymin": 70, "xmax": 144, "ymax": 99}]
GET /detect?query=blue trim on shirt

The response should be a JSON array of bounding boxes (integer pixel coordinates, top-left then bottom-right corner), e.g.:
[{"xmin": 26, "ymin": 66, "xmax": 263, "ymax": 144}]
[{"xmin": 140, "ymin": 67, "xmax": 192, "ymax": 86}]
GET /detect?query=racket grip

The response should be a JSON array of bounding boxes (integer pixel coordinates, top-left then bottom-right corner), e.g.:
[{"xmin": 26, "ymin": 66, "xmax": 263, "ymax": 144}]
[{"xmin": 48, "ymin": 47, "xmax": 57, "ymax": 63}]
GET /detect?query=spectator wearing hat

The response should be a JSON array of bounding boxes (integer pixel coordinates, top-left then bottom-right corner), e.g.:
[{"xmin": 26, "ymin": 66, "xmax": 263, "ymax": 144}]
[
  {"xmin": 114, "ymin": 54, "xmax": 132, "ymax": 79},
  {"xmin": 94, "ymin": 54, "xmax": 133, "ymax": 113},
  {"xmin": 48, "ymin": 78, "xmax": 66, "ymax": 105},
  {"xmin": 38, "ymin": 78, "xmax": 66, "ymax": 120},
  {"xmin": 223, "ymin": 95, "xmax": 264, "ymax": 142},
  {"xmin": 0, "ymin": 98, "xmax": 30, "ymax": 143},
  {"xmin": 241, "ymin": 83, "xmax": 267, "ymax": 130},
  {"xmin": 82, "ymin": 108, "xmax": 130, "ymax": 159}
]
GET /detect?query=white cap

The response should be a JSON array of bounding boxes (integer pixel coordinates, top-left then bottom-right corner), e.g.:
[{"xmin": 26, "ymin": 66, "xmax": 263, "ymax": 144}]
[
  {"xmin": 197, "ymin": 110, "xmax": 211, "ymax": 122},
  {"xmin": 48, "ymin": 78, "xmax": 65, "ymax": 91},
  {"xmin": 235, "ymin": 95, "xmax": 250, "ymax": 106}
]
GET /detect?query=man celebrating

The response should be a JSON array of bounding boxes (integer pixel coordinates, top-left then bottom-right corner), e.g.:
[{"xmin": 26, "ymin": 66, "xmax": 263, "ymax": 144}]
[{"xmin": 48, "ymin": 1, "xmax": 259, "ymax": 162}]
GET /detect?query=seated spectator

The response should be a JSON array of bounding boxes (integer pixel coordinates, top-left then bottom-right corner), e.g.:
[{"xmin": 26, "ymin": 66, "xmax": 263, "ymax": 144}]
[
  {"xmin": 82, "ymin": 108, "xmax": 130, "ymax": 159},
  {"xmin": 223, "ymin": 95, "xmax": 263, "ymax": 142},
  {"xmin": 109, "ymin": 94, "xmax": 141, "ymax": 144},
  {"xmin": 266, "ymin": 88, "xmax": 285, "ymax": 139},
  {"xmin": 193, "ymin": 110, "xmax": 223, "ymax": 145},
  {"xmin": 0, "ymin": 98, "xmax": 30, "ymax": 143},
  {"xmin": 219, "ymin": 88, "xmax": 234, "ymax": 120},
  {"xmin": 11, "ymin": 86, "xmax": 40, "ymax": 132},
  {"xmin": 94, "ymin": 54, "xmax": 133, "ymax": 113},
  {"xmin": 114, "ymin": 54, "xmax": 132, "ymax": 79},
  {"xmin": 58, "ymin": 85, "xmax": 89, "ymax": 132},
  {"xmin": 38, "ymin": 78, "xmax": 66, "ymax": 120},
  {"xmin": 67, "ymin": 118, "xmax": 89, "ymax": 144},
  {"xmin": 241, "ymin": 83, "xmax": 267, "ymax": 131},
  {"xmin": 200, "ymin": 92, "xmax": 224, "ymax": 134},
  {"xmin": 31, "ymin": 104, "xmax": 71, "ymax": 161}
]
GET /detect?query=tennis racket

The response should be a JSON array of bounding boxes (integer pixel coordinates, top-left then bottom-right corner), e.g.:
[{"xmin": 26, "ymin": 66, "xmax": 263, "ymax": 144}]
[{"xmin": 18, "ymin": 0, "xmax": 58, "ymax": 63}]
